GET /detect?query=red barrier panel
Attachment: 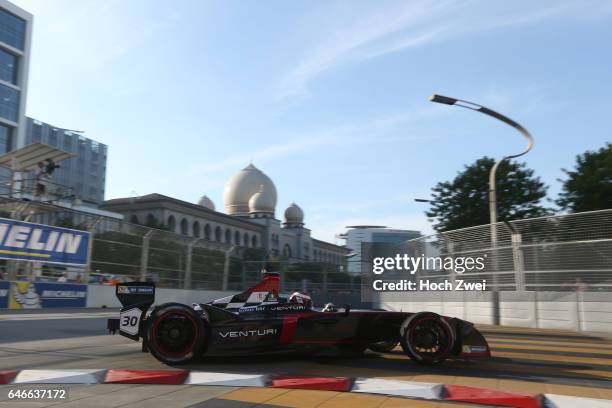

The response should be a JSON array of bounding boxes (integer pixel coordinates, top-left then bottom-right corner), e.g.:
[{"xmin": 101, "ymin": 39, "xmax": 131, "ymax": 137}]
[
  {"xmin": 0, "ymin": 371, "xmax": 17, "ymax": 384},
  {"xmin": 444, "ymin": 384, "xmax": 541, "ymax": 408},
  {"xmin": 270, "ymin": 375, "xmax": 353, "ymax": 392},
  {"xmin": 104, "ymin": 369, "xmax": 189, "ymax": 385}
]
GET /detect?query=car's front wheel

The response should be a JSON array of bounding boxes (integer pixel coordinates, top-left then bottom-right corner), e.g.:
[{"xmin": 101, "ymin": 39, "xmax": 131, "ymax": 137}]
[
  {"xmin": 400, "ymin": 312, "xmax": 454, "ymax": 365},
  {"xmin": 145, "ymin": 303, "xmax": 208, "ymax": 364}
]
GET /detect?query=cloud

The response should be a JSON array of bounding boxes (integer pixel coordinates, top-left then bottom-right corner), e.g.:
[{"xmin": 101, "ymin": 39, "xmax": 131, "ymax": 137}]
[
  {"xmin": 183, "ymin": 104, "xmax": 448, "ymax": 180},
  {"xmin": 277, "ymin": 0, "xmax": 460, "ymax": 101},
  {"xmin": 277, "ymin": 0, "xmax": 612, "ymax": 103},
  {"xmin": 15, "ymin": 0, "xmax": 180, "ymax": 83}
]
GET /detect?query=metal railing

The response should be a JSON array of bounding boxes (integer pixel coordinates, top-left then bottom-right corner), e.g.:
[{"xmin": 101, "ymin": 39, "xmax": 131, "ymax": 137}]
[
  {"xmin": 385, "ymin": 209, "xmax": 612, "ymax": 293},
  {"xmin": 1, "ymin": 195, "xmax": 609, "ymax": 300},
  {"xmin": 0, "ymin": 174, "xmax": 76, "ymax": 204},
  {"xmin": 0, "ymin": 197, "xmax": 356, "ymax": 301}
]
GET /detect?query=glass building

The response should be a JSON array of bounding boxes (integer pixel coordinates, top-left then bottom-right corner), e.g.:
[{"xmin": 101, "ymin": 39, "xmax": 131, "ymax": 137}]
[
  {"xmin": 0, "ymin": 3, "xmax": 106, "ymax": 208},
  {"xmin": 24, "ymin": 118, "xmax": 107, "ymax": 206},
  {"xmin": 0, "ymin": 1, "xmax": 31, "ymax": 199},
  {"xmin": 0, "ymin": 0, "xmax": 31, "ymax": 154},
  {"xmin": 340, "ymin": 226, "xmax": 422, "ymax": 274}
]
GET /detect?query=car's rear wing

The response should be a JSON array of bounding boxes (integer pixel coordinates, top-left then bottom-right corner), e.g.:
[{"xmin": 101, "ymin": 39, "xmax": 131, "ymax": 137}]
[{"xmin": 107, "ymin": 282, "xmax": 155, "ymax": 341}]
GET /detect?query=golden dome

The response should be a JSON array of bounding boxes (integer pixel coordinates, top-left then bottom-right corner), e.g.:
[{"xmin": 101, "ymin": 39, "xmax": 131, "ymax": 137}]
[
  {"xmin": 284, "ymin": 202, "xmax": 304, "ymax": 224},
  {"xmin": 223, "ymin": 164, "xmax": 277, "ymax": 216},
  {"xmin": 249, "ymin": 185, "xmax": 275, "ymax": 214},
  {"xmin": 197, "ymin": 195, "xmax": 215, "ymax": 210}
]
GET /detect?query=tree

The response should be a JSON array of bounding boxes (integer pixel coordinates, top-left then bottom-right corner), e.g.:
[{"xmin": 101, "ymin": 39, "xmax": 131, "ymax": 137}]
[
  {"xmin": 557, "ymin": 143, "xmax": 612, "ymax": 212},
  {"xmin": 426, "ymin": 157, "xmax": 550, "ymax": 232}
]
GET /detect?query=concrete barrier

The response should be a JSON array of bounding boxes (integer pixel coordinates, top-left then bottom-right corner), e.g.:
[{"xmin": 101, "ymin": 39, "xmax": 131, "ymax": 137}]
[
  {"xmin": 87, "ymin": 285, "xmax": 120, "ymax": 308},
  {"xmin": 379, "ymin": 291, "xmax": 612, "ymax": 334}
]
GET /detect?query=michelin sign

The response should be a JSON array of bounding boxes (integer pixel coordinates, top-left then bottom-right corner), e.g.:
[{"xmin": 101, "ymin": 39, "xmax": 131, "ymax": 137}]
[
  {"xmin": 8, "ymin": 281, "xmax": 87, "ymax": 309},
  {"xmin": 0, "ymin": 217, "xmax": 90, "ymax": 265}
]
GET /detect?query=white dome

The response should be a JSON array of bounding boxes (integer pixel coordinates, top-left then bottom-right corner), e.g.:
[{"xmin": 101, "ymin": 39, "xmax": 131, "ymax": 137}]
[
  {"xmin": 197, "ymin": 195, "xmax": 215, "ymax": 211},
  {"xmin": 284, "ymin": 202, "xmax": 304, "ymax": 224},
  {"xmin": 248, "ymin": 185, "xmax": 275, "ymax": 214},
  {"xmin": 224, "ymin": 164, "xmax": 277, "ymax": 216}
]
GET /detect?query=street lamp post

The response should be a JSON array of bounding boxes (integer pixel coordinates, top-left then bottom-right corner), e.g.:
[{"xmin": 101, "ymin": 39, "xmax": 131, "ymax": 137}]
[{"xmin": 429, "ymin": 94, "xmax": 534, "ymax": 324}]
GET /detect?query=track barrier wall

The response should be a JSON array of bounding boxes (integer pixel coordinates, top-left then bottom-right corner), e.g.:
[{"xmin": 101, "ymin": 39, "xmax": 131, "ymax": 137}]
[
  {"xmin": 2, "ymin": 279, "xmax": 610, "ymax": 335},
  {"xmin": 380, "ymin": 291, "xmax": 612, "ymax": 333}
]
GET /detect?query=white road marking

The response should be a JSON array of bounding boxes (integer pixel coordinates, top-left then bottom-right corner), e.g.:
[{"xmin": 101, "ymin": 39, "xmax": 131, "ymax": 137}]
[{"xmin": 0, "ymin": 312, "xmax": 117, "ymax": 321}]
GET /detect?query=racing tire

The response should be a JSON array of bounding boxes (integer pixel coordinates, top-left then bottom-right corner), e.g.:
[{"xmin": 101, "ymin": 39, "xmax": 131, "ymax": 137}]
[
  {"xmin": 368, "ymin": 340, "xmax": 399, "ymax": 353},
  {"xmin": 400, "ymin": 312, "xmax": 454, "ymax": 365},
  {"xmin": 145, "ymin": 303, "xmax": 208, "ymax": 364}
]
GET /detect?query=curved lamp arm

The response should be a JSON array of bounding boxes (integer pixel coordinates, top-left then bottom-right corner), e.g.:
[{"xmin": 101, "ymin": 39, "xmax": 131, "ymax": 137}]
[{"xmin": 429, "ymin": 94, "xmax": 533, "ymax": 160}]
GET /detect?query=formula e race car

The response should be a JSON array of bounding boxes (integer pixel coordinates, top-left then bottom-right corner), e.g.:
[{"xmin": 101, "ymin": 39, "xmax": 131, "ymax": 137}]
[{"xmin": 107, "ymin": 272, "xmax": 490, "ymax": 365}]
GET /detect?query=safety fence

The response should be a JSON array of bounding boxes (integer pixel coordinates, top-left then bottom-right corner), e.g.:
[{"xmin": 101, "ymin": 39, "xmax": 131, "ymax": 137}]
[
  {"xmin": 373, "ymin": 208, "xmax": 612, "ymax": 293},
  {"xmin": 0, "ymin": 197, "xmax": 357, "ymax": 303},
  {"xmin": 0, "ymin": 196, "xmax": 609, "ymax": 305}
]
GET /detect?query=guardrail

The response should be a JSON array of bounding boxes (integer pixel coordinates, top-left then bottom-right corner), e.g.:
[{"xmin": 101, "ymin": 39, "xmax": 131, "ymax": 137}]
[
  {"xmin": 0, "ymin": 196, "xmax": 357, "ymax": 296},
  {"xmin": 375, "ymin": 209, "xmax": 612, "ymax": 333}
]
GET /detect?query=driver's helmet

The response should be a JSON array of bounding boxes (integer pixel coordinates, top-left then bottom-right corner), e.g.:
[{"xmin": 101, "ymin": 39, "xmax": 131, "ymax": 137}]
[
  {"xmin": 322, "ymin": 302, "xmax": 337, "ymax": 312},
  {"xmin": 289, "ymin": 291, "xmax": 312, "ymax": 308}
]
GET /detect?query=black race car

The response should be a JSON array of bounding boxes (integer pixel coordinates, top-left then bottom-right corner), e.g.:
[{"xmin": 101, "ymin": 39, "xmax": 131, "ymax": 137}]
[{"xmin": 107, "ymin": 272, "xmax": 490, "ymax": 365}]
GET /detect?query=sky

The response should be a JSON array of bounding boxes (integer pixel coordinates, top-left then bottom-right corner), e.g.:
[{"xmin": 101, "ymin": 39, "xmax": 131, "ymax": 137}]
[{"xmin": 11, "ymin": 0, "xmax": 612, "ymax": 243}]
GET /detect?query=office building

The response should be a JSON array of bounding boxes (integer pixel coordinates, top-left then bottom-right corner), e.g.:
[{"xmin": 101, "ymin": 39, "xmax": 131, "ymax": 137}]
[
  {"xmin": 0, "ymin": 0, "xmax": 31, "ymax": 154},
  {"xmin": 24, "ymin": 117, "xmax": 107, "ymax": 206},
  {"xmin": 0, "ymin": 0, "xmax": 30, "ymax": 198},
  {"xmin": 0, "ymin": 2, "xmax": 111, "ymax": 222},
  {"xmin": 339, "ymin": 226, "xmax": 421, "ymax": 274}
]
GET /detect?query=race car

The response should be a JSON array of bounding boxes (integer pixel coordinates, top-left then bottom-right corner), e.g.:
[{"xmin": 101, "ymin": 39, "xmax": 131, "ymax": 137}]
[{"xmin": 107, "ymin": 271, "xmax": 490, "ymax": 365}]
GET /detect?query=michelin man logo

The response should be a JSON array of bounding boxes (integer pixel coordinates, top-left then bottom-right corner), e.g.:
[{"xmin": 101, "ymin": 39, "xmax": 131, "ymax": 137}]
[{"xmin": 13, "ymin": 283, "xmax": 41, "ymax": 309}]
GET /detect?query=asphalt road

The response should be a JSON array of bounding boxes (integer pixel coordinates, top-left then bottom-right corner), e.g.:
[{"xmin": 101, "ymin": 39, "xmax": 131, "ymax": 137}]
[{"xmin": 0, "ymin": 309, "xmax": 611, "ymax": 407}]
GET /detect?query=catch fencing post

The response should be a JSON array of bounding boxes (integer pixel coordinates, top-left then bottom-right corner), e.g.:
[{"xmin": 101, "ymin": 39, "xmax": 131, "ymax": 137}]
[
  {"xmin": 222, "ymin": 245, "xmax": 237, "ymax": 291},
  {"xmin": 511, "ymin": 233, "xmax": 525, "ymax": 291},
  {"xmin": 140, "ymin": 230, "xmax": 154, "ymax": 281},
  {"xmin": 178, "ymin": 248, "xmax": 183, "ymax": 288},
  {"xmin": 241, "ymin": 262, "xmax": 246, "ymax": 290},
  {"xmin": 446, "ymin": 241, "xmax": 456, "ymax": 287},
  {"xmin": 184, "ymin": 238, "xmax": 203, "ymax": 290},
  {"xmin": 576, "ymin": 290, "xmax": 584, "ymax": 331},
  {"xmin": 185, "ymin": 242, "xmax": 193, "ymax": 289},
  {"xmin": 505, "ymin": 221, "xmax": 525, "ymax": 291},
  {"xmin": 84, "ymin": 216, "xmax": 103, "ymax": 284},
  {"xmin": 322, "ymin": 264, "xmax": 328, "ymax": 294}
]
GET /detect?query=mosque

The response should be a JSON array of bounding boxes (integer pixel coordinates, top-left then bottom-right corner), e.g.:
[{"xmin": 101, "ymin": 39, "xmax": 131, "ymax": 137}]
[{"xmin": 101, "ymin": 164, "xmax": 349, "ymax": 267}]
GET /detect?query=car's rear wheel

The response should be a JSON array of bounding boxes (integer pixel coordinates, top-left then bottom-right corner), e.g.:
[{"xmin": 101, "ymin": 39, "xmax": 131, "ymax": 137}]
[
  {"xmin": 368, "ymin": 340, "xmax": 399, "ymax": 353},
  {"xmin": 146, "ymin": 303, "xmax": 208, "ymax": 364},
  {"xmin": 400, "ymin": 312, "xmax": 454, "ymax": 365}
]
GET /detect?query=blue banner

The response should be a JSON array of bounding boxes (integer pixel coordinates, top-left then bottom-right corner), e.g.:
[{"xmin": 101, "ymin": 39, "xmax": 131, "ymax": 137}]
[
  {"xmin": 0, "ymin": 281, "xmax": 8, "ymax": 308},
  {"xmin": 8, "ymin": 281, "xmax": 87, "ymax": 309},
  {"xmin": 0, "ymin": 217, "xmax": 90, "ymax": 266}
]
